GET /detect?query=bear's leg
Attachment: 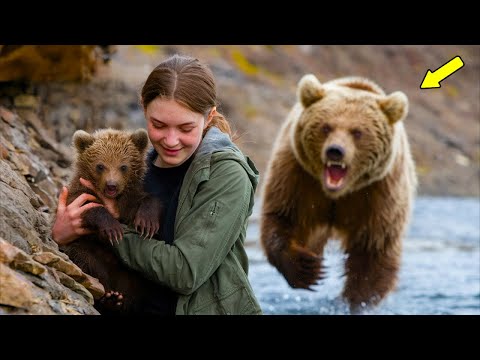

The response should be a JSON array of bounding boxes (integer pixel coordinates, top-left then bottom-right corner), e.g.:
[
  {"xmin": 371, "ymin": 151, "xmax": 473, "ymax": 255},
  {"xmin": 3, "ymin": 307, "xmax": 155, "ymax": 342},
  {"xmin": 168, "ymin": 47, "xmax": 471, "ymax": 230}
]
[
  {"xmin": 342, "ymin": 246, "xmax": 400, "ymax": 312},
  {"xmin": 133, "ymin": 195, "xmax": 163, "ymax": 239},
  {"xmin": 63, "ymin": 240, "xmax": 133, "ymax": 314},
  {"xmin": 282, "ymin": 242, "xmax": 326, "ymax": 290},
  {"xmin": 82, "ymin": 206, "xmax": 123, "ymax": 245},
  {"xmin": 262, "ymin": 212, "xmax": 327, "ymax": 290}
]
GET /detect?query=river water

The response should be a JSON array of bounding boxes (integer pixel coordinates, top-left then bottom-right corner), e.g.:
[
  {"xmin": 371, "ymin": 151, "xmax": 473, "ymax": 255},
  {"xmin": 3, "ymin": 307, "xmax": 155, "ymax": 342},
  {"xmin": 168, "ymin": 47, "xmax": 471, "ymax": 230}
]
[{"xmin": 245, "ymin": 196, "xmax": 480, "ymax": 315}]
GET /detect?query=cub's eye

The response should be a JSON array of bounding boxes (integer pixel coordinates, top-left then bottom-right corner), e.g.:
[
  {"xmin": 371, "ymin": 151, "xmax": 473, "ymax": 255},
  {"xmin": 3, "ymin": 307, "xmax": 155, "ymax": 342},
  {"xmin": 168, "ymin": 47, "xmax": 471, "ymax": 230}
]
[
  {"xmin": 351, "ymin": 129, "xmax": 362, "ymax": 139},
  {"xmin": 120, "ymin": 165, "xmax": 128, "ymax": 172},
  {"xmin": 322, "ymin": 124, "xmax": 332, "ymax": 135},
  {"xmin": 96, "ymin": 164, "xmax": 105, "ymax": 172}
]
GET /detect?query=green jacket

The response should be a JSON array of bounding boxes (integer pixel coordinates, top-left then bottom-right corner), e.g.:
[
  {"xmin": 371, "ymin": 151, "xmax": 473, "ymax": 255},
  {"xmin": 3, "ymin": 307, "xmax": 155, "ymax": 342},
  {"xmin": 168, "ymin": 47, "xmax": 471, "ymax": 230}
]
[{"xmin": 114, "ymin": 127, "xmax": 262, "ymax": 315}]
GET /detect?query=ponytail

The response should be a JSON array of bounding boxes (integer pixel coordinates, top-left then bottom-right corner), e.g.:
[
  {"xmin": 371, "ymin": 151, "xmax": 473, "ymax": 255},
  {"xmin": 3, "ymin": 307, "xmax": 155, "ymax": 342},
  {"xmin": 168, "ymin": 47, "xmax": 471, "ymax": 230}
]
[{"xmin": 203, "ymin": 111, "xmax": 238, "ymax": 142}]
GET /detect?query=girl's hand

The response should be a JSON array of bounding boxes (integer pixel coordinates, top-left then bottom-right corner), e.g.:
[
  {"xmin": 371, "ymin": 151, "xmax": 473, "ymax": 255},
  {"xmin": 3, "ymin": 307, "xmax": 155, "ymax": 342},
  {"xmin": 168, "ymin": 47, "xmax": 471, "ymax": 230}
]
[
  {"xmin": 52, "ymin": 186, "xmax": 102, "ymax": 245},
  {"xmin": 79, "ymin": 178, "xmax": 120, "ymax": 219}
]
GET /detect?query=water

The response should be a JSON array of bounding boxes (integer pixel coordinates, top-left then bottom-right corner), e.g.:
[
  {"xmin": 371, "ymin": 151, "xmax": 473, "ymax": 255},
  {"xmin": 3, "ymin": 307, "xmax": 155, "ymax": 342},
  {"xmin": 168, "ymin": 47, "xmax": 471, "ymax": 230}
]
[{"xmin": 246, "ymin": 196, "xmax": 480, "ymax": 315}]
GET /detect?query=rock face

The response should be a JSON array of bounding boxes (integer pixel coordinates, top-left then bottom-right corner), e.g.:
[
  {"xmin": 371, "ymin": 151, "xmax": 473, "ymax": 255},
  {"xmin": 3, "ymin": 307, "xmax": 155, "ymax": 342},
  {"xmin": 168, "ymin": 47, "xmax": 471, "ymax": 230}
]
[
  {"xmin": 0, "ymin": 238, "xmax": 103, "ymax": 314},
  {"xmin": 0, "ymin": 45, "xmax": 477, "ymax": 315},
  {"xmin": 0, "ymin": 52, "xmax": 140, "ymax": 313},
  {"xmin": 0, "ymin": 101, "xmax": 109, "ymax": 314}
]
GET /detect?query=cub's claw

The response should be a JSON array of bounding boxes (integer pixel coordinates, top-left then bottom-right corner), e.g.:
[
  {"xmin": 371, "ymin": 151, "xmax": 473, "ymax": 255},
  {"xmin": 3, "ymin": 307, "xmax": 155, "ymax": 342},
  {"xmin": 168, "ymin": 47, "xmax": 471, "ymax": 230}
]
[
  {"xmin": 134, "ymin": 197, "xmax": 162, "ymax": 240},
  {"xmin": 99, "ymin": 219, "xmax": 123, "ymax": 246}
]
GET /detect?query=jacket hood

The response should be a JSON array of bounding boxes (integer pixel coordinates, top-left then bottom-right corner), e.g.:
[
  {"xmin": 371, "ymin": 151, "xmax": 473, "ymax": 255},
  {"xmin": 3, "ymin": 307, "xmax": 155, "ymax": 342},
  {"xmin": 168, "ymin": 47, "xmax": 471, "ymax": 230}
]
[{"xmin": 198, "ymin": 127, "xmax": 259, "ymax": 192}]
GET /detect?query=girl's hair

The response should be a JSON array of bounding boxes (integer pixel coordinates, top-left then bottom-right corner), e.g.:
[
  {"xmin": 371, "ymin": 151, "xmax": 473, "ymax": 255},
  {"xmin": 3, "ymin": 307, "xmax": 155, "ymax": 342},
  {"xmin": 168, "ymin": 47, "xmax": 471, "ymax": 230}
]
[{"xmin": 141, "ymin": 54, "xmax": 233, "ymax": 138}]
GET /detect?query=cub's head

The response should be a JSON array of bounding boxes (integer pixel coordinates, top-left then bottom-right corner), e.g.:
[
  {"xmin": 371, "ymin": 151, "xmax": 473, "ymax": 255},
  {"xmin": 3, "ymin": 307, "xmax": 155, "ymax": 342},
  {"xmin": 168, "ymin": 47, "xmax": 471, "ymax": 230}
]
[
  {"xmin": 291, "ymin": 74, "xmax": 408, "ymax": 198},
  {"xmin": 72, "ymin": 128, "xmax": 149, "ymax": 199}
]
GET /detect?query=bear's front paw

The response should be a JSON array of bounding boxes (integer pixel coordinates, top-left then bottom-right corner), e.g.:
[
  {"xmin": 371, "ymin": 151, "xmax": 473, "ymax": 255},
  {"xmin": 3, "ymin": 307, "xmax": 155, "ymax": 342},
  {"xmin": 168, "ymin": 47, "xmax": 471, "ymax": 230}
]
[
  {"xmin": 278, "ymin": 244, "xmax": 325, "ymax": 290},
  {"xmin": 99, "ymin": 218, "xmax": 123, "ymax": 245},
  {"xmin": 134, "ymin": 197, "xmax": 162, "ymax": 239}
]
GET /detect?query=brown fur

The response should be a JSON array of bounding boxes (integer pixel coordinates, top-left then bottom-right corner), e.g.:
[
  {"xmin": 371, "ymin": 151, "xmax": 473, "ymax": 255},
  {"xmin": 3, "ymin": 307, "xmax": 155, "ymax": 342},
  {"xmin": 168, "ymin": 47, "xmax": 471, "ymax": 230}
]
[
  {"xmin": 60, "ymin": 128, "xmax": 164, "ymax": 314},
  {"xmin": 260, "ymin": 74, "xmax": 417, "ymax": 311}
]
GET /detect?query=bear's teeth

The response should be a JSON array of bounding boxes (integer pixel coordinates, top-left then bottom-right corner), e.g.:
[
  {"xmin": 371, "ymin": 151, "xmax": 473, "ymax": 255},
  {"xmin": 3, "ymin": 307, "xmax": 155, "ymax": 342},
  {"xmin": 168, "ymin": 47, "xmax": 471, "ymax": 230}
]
[{"xmin": 327, "ymin": 161, "xmax": 346, "ymax": 169}]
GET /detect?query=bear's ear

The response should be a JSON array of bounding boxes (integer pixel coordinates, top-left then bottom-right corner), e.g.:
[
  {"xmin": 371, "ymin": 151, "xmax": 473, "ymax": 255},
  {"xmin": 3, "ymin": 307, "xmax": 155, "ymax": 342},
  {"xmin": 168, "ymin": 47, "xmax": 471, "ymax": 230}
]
[
  {"xmin": 298, "ymin": 74, "xmax": 325, "ymax": 108},
  {"xmin": 131, "ymin": 128, "xmax": 149, "ymax": 153},
  {"xmin": 73, "ymin": 130, "xmax": 95, "ymax": 153},
  {"xmin": 378, "ymin": 91, "xmax": 409, "ymax": 125}
]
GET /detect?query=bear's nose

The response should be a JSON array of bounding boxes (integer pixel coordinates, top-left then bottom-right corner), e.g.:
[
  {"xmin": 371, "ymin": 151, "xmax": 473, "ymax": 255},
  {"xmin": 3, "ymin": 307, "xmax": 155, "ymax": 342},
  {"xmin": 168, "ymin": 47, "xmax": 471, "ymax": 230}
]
[
  {"xmin": 326, "ymin": 145, "xmax": 345, "ymax": 161},
  {"xmin": 106, "ymin": 181, "xmax": 117, "ymax": 191}
]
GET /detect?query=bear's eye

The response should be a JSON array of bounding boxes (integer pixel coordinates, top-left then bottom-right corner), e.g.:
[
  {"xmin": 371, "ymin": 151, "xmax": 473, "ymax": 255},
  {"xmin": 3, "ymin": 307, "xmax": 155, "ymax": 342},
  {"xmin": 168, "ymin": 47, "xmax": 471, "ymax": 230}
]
[
  {"xmin": 96, "ymin": 164, "xmax": 105, "ymax": 172},
  {"xmin": 322, "ymin": 124, "xmax": 332, "ymax": 135},
  {"xmin": 120, "ymin": 165, "xmax": 128, "ymax": 172},
  {"xmin": 351, "ymin": 129, "xmax": 362, "ymax": 140}
]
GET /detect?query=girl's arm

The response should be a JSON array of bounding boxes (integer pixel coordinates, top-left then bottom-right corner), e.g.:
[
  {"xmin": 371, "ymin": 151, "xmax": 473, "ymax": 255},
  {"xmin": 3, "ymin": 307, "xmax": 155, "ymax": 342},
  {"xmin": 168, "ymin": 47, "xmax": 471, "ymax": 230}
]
[{"xmin": 113, "ymin": 159, "xmax": 253, "ymax": 295}]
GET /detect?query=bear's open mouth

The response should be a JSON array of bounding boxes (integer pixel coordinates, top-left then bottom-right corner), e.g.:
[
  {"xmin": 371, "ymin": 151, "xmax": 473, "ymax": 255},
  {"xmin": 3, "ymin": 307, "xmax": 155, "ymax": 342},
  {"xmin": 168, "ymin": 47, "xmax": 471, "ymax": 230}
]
[
  {"xmin": 324, "ymin": 161, "xmax": 348, "ymax": 191},
  {"xmin": 104, "ymin": 185, "xmax": 118, "ymax": 198}
]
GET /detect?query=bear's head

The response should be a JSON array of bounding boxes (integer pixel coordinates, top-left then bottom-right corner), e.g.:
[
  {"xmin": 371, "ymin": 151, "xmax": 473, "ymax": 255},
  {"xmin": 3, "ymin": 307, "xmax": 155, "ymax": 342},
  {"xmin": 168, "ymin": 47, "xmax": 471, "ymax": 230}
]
[
  {"xmin": 291, "ymin": 74, "xmax": 409, "ymax": 199},
  {"xmin": 72, "ymin": 128, "xmax": 149, "ymax": 199}
]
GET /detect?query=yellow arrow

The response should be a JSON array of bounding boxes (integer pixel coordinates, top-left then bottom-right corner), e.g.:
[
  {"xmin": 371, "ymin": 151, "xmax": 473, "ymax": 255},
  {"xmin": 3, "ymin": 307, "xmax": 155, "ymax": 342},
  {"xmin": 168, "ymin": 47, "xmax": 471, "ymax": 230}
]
[{"xmin": 420, "ymin": 56, "xmax": 464, "ymax": 89}]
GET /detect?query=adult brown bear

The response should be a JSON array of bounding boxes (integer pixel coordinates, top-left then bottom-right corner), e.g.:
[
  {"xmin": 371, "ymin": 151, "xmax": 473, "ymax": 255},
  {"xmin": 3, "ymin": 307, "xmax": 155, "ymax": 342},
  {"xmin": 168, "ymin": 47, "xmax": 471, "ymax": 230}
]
[{"xmin": 260, "ymin": 75, "xmax": 417, "ymax": 311}]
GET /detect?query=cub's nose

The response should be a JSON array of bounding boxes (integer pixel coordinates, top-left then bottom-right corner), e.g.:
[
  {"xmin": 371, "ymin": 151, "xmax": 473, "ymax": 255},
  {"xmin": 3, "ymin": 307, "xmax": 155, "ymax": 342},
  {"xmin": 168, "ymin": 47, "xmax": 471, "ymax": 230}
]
[
  {"xmin": 326, "ymin": 145, "xmax": 345, "ymax": 162},
  {"xmin": 106, "ymin": 182, "xmax": 118, "ymax": 192}
]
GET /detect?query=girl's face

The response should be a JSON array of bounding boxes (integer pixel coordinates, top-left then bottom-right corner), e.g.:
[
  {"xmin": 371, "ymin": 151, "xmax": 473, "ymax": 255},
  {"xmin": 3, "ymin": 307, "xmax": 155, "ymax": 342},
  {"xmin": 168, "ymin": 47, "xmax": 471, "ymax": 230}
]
[{"xmin": 145, "ymin": 98, "xmax": 212, "ymax": 168}]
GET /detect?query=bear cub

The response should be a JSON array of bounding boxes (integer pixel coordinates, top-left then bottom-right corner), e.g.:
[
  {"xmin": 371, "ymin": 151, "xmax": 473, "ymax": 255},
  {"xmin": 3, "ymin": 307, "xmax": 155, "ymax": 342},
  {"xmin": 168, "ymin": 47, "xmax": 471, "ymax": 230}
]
[{"xmin": 60, "ymin": 128, "xmax": 164, "ymax": 314}]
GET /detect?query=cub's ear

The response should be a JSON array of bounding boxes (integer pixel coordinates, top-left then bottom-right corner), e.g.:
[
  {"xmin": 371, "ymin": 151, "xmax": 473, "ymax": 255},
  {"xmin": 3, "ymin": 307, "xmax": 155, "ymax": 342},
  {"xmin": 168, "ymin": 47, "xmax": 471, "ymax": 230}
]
[
  {"xmin": 73, "ymin": 130, "xmax": 95, "ymax": 153},
  {"xmin": 378, "ymin": 91, "xmax": 409, "ymax": 125},
  {"xmin": 131, "ymin": 128, "xmax": 149, "ymax": 153},
  {"xmin": 298, "ymin": 74, "xmax": 325, "ymax": 108}
]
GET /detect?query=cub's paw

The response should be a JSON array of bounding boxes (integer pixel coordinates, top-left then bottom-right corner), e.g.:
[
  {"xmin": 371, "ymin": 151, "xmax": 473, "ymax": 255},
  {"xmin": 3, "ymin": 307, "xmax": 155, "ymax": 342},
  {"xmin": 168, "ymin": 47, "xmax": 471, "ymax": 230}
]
[
  {"xmin": 99, "ymin": 218, "xmax": 123, "ymax": 245},
  {"xmin": 97, "ymin": 290, "xmax": 125, "ymax": 313},
  {"xmin": 278, "ymin": 243, "xmax": 325, "ymax": 290},
  {"xmin": 134, "ymin": 197, "xmax": 163, "ymax": 239}
]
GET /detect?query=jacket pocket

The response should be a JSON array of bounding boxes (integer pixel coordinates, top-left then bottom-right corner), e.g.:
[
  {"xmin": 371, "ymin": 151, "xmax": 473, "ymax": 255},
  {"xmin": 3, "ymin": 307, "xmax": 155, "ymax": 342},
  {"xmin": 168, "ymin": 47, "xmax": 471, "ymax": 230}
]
[{"xmin": 194, "ymin": 200, "xmax": 220, "ymax": 247}]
